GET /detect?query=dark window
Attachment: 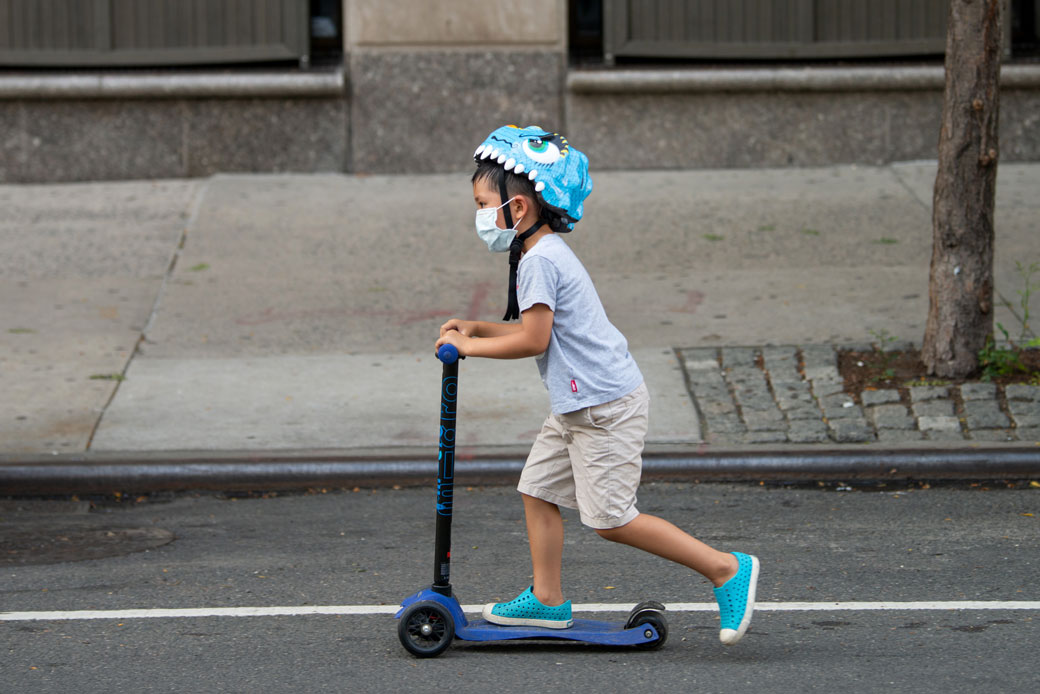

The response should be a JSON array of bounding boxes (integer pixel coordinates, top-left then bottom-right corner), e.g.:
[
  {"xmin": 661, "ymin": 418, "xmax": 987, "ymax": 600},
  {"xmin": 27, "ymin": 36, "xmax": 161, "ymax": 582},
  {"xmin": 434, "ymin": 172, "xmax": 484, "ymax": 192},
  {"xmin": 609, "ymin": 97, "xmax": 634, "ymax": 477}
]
[
  {"xmin": 1011, "ymin": 0, "xmax": 1039, "ymax": 56},
  {"xmin": 590, "ymin": 0, "xmax": 1039, "ymax": 63},
  {"xmin": 0, "ymin": 0, "xmax": 311, "ymax": 68},
  {"xmin": 310, "ymin": 0, "xmax": 343, "ymax": 64},
  {"xmin": 570, "ymin": 0, "xmax": 604, "ymax": 65}
]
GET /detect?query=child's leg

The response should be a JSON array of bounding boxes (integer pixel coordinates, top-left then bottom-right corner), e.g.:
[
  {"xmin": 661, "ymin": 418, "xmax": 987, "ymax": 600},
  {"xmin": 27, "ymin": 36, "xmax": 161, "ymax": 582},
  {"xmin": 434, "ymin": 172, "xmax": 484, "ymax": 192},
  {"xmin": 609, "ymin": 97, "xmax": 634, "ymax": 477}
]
[
  {"xmin": 522, "ymin": 493, "xmax": 566, "ymax": 606},
  {"xmin": 481, "ymin": 491, "xmax": 573, "ymax": 630},
  {"xmin": 565, "ymin": 384, "xmax": 758, "ymax": 644},
  {"xmin": 595, "ymin": 513, "xmax": 738, "ymax": 587}
]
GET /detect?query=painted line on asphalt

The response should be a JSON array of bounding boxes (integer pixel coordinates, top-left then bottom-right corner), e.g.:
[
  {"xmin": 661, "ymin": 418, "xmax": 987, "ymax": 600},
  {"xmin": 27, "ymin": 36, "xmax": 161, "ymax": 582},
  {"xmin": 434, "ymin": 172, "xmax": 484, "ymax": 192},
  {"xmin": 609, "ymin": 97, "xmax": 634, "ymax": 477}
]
[{"xmin": 2, "ymin": 601, "xmax": 1039, "ymax": 622}]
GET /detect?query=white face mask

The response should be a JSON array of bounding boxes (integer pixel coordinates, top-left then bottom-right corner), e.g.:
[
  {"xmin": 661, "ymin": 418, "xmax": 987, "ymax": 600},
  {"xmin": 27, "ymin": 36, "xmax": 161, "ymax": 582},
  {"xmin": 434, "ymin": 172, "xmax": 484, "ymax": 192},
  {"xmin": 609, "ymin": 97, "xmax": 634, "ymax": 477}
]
[{"xmin": 475, "ymin": 197, "xmax": 522, "ymax": 252}]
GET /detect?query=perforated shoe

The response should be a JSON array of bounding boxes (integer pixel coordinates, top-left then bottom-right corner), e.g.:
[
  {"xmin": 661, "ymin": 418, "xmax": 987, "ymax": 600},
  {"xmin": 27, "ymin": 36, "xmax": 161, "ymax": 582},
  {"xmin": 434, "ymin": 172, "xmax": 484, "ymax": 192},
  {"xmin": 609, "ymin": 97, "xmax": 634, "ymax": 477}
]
[
  {"xmin": 483, "ymin": 587, "xmax": 573, "ymax": 629},
  {"xmin": 713, "ymin": 552, "xmax": 759, "ymax": 645}
]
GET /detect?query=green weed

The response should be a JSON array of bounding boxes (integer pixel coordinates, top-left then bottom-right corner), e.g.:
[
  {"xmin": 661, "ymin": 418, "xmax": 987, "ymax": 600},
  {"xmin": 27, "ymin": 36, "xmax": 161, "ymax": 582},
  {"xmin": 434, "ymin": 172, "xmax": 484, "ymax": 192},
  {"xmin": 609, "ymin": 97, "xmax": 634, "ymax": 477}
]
[
  {"xmin": 903, "ymin": 378, "xmax": 949, "ymax": 388},
  {"xmin": 981, "ymin": 260, "xmax": 1040, "ymax": 381},
  {"xmin": 868, "ymin": 329, "xmax": 899, "ymax": 382},
  {"xmin": 978, "ymin": 326, "xmax": 1027, "ymax": 381},
  {"xmin": 89, "ymin": 373, "xmax": 126, "ymax": 382}
]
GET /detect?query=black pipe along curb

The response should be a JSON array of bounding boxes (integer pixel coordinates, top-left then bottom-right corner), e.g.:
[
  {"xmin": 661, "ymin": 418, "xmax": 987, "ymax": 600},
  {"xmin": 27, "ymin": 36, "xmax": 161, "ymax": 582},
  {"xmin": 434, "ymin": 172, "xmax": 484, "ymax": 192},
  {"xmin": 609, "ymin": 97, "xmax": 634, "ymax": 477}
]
[{"xmin": 1, "ymin": 447, "xmax": 1038, "ymax": 495}]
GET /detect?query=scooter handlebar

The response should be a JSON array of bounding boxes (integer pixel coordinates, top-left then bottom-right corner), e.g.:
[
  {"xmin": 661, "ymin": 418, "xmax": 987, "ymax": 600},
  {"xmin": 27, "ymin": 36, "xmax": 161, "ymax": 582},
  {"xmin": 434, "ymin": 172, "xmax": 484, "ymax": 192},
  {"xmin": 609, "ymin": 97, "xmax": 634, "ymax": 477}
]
[{"xmin": 437, "ymin": 343, "xmax": 460, "ymax": 365}]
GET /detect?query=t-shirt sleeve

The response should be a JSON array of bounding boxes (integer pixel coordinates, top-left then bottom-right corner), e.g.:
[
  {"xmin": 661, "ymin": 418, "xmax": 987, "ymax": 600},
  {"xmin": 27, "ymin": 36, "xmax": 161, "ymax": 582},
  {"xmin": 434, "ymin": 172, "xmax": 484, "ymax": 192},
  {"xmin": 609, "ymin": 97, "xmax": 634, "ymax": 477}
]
[{"xmin": 517, "ymin": 255, "xmax": 559, "ymax": 313}]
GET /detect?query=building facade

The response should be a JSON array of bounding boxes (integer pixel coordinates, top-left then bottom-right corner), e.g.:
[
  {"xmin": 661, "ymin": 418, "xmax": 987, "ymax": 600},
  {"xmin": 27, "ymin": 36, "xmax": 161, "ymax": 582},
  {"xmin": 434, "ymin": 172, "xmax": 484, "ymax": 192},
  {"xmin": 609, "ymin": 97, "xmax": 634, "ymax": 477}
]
[{"xmin": 0, "ymin": 0, "xmax": 1038, "ymax": 182}]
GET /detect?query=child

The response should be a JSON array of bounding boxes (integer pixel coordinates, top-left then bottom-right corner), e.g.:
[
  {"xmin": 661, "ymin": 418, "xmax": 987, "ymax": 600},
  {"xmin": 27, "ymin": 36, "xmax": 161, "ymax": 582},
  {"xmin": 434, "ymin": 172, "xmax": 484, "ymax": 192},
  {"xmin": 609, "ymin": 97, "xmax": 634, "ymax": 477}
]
[{"xmin": 434, "ymin": 125, "xmax": 759, "ymax": 646}]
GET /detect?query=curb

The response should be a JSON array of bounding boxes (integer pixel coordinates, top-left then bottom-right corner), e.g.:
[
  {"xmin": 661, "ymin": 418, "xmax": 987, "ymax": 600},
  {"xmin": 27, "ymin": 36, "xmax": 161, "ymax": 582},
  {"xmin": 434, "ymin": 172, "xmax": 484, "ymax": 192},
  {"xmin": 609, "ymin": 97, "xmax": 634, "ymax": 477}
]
[{"xmin": 2, "ymin": 446, "xmax": 1039, "ymax": 495}]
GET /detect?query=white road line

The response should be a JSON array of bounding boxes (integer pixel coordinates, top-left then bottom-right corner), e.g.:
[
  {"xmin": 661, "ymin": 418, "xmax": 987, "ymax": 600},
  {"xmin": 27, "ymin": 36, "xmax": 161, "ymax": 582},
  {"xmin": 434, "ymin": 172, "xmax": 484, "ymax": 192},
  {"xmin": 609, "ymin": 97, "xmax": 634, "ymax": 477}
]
[
  {"xmin": 668, "ymin": 601, "xmax": 1040, "ymax": 612},
  {"xmin": 2, "ymin": 601, "xmax": 1039, "ymax": 622}
]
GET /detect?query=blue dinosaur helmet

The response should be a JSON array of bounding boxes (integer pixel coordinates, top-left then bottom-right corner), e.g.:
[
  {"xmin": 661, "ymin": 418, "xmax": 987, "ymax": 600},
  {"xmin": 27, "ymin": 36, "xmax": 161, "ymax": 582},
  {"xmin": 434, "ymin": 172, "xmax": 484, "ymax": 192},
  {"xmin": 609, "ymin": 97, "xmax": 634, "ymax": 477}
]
[{"xmin": 474, "ymin": 125, "xmax": 593, "ymax": 230}]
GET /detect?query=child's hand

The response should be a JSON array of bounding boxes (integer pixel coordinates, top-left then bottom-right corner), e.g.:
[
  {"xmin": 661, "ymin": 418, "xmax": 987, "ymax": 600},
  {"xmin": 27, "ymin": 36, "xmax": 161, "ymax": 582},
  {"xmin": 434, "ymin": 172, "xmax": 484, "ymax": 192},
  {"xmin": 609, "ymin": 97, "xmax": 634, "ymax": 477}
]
[
  {"xmin": 435, "ymin": 329, "xmax": 470, "ymax": 358},
  {"xmin": 440, "ymin": 318, "xmax": 477, "ymax": 338}
]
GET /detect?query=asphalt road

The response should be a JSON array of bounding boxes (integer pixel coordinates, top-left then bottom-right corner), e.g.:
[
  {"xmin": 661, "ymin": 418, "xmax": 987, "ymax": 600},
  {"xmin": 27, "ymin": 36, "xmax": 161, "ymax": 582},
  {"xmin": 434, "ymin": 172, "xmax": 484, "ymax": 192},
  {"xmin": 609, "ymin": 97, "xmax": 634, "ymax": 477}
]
[{"xmin": 2, "ymin": 481, "xmax": 1038, "ymax": 693}]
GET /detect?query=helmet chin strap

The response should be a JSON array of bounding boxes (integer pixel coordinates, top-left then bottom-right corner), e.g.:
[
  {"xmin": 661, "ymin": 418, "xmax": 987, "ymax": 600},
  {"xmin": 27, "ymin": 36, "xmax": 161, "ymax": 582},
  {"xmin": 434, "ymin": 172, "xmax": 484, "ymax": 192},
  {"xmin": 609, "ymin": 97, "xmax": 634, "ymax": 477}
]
[{"xmin": 500, "ymin": 177, "xmax": 543, "ymax": 321}]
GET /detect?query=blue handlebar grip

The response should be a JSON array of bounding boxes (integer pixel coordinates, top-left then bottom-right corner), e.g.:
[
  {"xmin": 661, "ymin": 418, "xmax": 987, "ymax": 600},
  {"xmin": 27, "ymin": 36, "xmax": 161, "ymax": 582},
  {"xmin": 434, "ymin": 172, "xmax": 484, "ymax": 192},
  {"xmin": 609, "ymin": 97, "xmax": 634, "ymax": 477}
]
[{"xmin": 437, "ymin": 344, "xmax": 459, "ymax": 364}]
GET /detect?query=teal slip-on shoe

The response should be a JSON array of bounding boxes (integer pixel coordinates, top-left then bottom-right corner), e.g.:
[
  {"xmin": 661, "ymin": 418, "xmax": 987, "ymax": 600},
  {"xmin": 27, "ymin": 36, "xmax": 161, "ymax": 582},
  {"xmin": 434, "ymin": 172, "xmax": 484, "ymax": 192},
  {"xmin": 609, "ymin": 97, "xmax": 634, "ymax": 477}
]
[
  {"xmin": 483, "ymin": 586, "xmax": 573, "ymax": 629},
  {"xmin": 713, "ymin": 552, "xmax": 760, "ymax": 645}
]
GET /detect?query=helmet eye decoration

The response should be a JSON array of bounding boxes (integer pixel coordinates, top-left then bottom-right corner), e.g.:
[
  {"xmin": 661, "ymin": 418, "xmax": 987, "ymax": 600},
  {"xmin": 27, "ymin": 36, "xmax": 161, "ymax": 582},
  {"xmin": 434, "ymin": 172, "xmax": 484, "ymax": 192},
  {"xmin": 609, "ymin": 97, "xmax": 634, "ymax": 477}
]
[
  {"xmin": 522, "ymin": 136, "xmax": 566, "ymax": 165},
  {"xmin": 473, "ymin": 125, "xmax": 591, "ymax": 231}
]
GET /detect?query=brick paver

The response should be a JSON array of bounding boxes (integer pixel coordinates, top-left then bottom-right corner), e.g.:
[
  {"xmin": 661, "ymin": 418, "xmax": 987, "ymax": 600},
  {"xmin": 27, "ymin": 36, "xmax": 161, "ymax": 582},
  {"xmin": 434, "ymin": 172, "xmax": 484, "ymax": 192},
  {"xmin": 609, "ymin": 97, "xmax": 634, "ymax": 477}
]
[{"xmin": 680, "ymin": 345, "xmax": 1036, "ymax": 445}]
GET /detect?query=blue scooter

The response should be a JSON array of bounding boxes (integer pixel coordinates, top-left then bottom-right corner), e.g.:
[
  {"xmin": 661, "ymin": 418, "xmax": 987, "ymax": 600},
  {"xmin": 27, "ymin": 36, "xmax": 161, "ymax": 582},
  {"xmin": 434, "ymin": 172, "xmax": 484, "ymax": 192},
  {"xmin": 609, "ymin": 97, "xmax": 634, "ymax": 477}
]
[{"xmin": 395, "ymin": 343, "xmax": 667, "ymax": 657}]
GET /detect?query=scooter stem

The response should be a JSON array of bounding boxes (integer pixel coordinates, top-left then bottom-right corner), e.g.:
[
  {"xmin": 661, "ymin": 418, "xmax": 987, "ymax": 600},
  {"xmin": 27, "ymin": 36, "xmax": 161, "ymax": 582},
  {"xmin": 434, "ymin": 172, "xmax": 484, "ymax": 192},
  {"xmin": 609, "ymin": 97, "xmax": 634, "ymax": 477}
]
[{"xmin": 433, "ymin": 344, "xmax": 460, "ymax": 595}]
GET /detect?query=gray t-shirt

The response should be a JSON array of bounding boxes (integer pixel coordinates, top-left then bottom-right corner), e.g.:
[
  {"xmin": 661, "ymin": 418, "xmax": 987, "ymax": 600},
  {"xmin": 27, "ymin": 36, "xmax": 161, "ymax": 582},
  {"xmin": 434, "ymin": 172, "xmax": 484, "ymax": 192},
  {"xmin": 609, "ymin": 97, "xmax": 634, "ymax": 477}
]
[{"xmin": 517, "ymin": 233, "xmax": 643, "ymax": 414}]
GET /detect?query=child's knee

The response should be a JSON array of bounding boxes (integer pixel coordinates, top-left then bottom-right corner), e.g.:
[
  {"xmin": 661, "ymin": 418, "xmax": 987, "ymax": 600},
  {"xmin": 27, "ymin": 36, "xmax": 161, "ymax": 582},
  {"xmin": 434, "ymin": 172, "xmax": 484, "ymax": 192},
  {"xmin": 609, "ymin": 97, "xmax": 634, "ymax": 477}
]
[{"xmin": 595, "ymin": 526, "xmax": 625, "ymax": 542}]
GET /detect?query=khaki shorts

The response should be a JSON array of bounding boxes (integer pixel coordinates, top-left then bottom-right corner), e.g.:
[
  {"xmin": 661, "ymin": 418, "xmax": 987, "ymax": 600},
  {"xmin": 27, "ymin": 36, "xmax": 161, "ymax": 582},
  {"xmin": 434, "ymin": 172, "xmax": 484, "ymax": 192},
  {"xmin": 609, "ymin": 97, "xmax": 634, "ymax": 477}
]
[{"xmin": 518, "ymin": 382, "xmax": 649, "ymax": 530}]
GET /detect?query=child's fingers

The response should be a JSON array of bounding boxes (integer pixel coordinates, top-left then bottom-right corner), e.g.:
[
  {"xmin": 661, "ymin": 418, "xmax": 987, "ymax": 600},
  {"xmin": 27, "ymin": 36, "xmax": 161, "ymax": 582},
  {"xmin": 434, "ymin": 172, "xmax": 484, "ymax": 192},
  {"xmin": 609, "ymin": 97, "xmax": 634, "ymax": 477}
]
[
  {"xmin": 439, "ymin": 318, "xmax": 461, "ymax": 337},
  {"xmin": 434, "ymin": 330, "xmax": 458, "ymax": 350}
]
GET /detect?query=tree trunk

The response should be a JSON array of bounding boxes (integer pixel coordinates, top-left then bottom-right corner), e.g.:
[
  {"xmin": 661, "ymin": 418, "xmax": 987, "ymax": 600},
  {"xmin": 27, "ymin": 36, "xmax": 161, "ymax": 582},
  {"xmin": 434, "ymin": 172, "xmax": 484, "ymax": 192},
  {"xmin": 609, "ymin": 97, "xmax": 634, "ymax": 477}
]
[{"xmin": 922, "ymin": 0, "xmax": 1002, "ymax": 378}]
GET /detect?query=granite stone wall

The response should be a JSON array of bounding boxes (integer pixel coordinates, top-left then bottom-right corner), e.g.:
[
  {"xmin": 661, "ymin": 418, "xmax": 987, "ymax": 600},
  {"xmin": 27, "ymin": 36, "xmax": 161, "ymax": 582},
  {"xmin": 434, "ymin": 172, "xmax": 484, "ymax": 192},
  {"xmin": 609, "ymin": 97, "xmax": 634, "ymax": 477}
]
[
  {"xmin": 566, "ymin": 84, "xmax": 1040, "ymax": 170},
  {"xmin": 0, "ymin": 96, "xmax": 348, "ymax": 183},
  {"xmin": 343, "ymin": 0, "xmax": 566, "ymax": 174},
  {"xmin": 2, "ymin": 73, "xmax": 1038, "ymax": 183},
  {"xmin": 349, "ymin": 51, "xmax": 564, "ymax": 174}
]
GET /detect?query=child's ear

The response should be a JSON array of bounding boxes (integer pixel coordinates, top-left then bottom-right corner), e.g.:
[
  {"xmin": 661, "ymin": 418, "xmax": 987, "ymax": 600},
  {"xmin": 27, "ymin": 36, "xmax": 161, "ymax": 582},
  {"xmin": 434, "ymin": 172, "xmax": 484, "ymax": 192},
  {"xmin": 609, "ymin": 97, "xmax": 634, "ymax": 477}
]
[{"xmin": 514, "ymin": 194, "xmax": 533, "ymax": 218}]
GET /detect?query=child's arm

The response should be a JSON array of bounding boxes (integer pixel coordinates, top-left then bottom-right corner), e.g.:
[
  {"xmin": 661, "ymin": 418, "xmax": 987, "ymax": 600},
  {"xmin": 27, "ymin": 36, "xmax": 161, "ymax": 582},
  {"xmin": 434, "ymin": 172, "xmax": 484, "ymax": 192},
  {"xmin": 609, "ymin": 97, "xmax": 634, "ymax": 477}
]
[
  {"xmin": 436, "ymin": 305, "xmax": 553, "ymax": 359},
  {"xmin": 439, "ymin": 318, "xmax": 523, "ymax": 339}
]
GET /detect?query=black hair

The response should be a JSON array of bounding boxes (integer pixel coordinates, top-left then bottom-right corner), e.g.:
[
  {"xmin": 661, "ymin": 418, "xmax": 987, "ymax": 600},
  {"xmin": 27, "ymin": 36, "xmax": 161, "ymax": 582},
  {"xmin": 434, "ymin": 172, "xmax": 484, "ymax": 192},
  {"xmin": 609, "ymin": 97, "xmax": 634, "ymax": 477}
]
[{"xmin": 472, "ymin": 159, "xmax": 571, "ymax": 233}]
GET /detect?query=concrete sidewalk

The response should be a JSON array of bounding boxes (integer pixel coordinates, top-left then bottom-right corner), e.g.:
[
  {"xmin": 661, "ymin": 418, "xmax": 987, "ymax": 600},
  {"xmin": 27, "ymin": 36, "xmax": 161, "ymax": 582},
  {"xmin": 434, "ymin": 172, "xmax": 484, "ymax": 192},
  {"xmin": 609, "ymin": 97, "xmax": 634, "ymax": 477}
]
[{"xmin": 2, "ymin": 163, "xmax": 1039, "ymax": 490}]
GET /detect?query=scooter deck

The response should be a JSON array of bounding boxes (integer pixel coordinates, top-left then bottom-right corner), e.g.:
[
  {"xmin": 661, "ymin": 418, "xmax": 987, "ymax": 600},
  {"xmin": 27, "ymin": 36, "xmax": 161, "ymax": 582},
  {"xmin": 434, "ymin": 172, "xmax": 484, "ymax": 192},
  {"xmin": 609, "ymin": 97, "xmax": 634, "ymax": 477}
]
[{"xmin": 458, "ymin": 618, "xmax": 660, "ymax": 646}]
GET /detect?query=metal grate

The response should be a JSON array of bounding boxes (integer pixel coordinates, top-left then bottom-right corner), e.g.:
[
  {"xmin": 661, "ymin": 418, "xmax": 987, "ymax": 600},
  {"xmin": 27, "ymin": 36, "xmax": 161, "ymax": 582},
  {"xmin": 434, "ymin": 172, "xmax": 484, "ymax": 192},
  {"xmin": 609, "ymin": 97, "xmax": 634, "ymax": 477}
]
[
  {"xmin": 604, "ymin": 0, "xmax": 951, "ymax": 62},
  {"xmin": 0, "ymin": 0, "xmax": 309, "ymax": 67}
]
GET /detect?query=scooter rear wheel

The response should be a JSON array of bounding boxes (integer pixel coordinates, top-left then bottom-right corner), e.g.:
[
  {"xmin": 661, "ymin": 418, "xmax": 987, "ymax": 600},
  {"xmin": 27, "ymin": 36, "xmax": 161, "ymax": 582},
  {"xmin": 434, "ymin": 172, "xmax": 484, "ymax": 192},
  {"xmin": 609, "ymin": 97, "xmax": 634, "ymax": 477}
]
[
  {"xmin": 626, "ymin": 602, "xmax": 668, "ymax": 650},
  {"xmin": 398, "ymin": 601, "xmax": 455, "ymax": 658},
  {"xmin": 632, "ymin": 611, "xmax": 668, "ymax": 649}
]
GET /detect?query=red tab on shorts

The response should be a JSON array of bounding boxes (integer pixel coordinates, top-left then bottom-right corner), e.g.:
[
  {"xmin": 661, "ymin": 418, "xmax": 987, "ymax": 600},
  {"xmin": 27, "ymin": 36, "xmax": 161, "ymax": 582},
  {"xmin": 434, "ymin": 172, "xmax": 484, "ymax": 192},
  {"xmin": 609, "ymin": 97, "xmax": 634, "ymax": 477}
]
[{"xmin": 570, "ymin": 379, "xmax": 578, "ymax": 393}]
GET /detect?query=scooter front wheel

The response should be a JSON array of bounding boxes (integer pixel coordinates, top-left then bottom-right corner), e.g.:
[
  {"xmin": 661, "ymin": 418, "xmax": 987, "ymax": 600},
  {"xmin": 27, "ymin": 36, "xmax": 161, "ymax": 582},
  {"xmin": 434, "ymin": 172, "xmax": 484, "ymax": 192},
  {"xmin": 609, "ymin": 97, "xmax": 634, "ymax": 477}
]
[{"xmin": 398, "ymin": 601, "xmax": 455, "ymax": 657}]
